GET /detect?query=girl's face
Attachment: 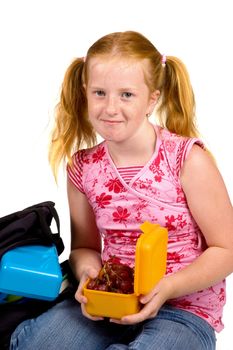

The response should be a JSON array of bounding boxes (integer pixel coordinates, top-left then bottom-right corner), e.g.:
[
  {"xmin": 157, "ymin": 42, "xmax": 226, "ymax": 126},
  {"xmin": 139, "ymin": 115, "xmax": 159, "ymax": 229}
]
[{"xmin": 85, "ymin": 57, "xmax": 159, "ymax": 144}]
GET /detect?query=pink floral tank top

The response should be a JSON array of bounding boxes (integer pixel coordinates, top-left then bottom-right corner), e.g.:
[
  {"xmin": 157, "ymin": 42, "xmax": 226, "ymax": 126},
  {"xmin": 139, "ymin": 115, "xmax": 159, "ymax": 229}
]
[{"xmin": 67, "ymin": 125, "xmax": 225, "ymax": 332}]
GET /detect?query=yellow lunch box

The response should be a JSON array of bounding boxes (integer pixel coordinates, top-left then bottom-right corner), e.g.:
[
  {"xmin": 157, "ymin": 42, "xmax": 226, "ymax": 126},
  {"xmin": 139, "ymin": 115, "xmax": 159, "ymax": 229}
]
[{"xmin": 83, "ymin": 221, "xmax": 168, "ymax": 319}]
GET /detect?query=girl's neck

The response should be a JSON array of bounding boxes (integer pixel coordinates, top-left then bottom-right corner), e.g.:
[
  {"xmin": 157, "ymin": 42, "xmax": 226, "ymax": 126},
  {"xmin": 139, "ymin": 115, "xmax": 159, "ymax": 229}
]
[{"xmin": 106, "ymin": 123, "xmax": 156, "ymax": 167}]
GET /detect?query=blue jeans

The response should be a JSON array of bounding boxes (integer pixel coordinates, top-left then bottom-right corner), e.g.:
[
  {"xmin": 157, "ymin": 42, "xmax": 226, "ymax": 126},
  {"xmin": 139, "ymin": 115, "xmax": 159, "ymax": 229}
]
[{"xmin": 10, "ymin": 299, "xmax": 216, "ymax": 349}]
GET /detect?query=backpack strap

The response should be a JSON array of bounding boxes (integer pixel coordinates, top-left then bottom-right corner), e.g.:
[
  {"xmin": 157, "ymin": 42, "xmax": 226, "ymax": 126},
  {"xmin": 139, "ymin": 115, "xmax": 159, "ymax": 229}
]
[{"xmin": 21, "ymin": 201, "xmax": 64, "ymax": 255}]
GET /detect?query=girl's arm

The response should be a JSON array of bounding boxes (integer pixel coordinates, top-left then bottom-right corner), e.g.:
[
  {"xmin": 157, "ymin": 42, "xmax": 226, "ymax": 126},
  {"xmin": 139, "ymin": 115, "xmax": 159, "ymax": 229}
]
[
  {"xmin": 67, "ymin": 178, "xmax": 104, "ymax": 320},
  {"xmin": 67, "ymin": 177, "xmax": 102, "ymax": 289},
  {"xmin": 113, "ymin": 145, "xmax": 233, "ymax": 324},
  {"xmin": 168, "ymin": 145, "xmax": 233, "ymax": 296}
]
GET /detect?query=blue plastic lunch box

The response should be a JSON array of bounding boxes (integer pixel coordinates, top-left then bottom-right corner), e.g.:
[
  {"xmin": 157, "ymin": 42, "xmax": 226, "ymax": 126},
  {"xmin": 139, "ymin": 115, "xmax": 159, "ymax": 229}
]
[{"xmin": 0, "ymin": 245, "xmax": 62, "ymax": 301}]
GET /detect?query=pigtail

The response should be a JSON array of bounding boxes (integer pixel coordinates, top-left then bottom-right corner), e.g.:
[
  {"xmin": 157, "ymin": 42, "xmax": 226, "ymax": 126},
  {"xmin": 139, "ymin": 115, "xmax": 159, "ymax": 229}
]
[
  {"xmin": 49, "ymin": 58, "xmax": 96, "ymax": 179},
  {"xmin": 157, "ymin": 56, "xmax": 199, "ymax": 138}
]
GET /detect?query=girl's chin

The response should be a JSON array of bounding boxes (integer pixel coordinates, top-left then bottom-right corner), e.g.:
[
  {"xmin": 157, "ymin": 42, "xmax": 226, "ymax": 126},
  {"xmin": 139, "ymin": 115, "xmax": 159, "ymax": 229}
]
[
  {"xmin": 97, "ymin": 130, "xmax": 125, "ymax": 142},
  {"xmin": 103, "ymin": 136, "xmax": 125, "ymax": 143}
]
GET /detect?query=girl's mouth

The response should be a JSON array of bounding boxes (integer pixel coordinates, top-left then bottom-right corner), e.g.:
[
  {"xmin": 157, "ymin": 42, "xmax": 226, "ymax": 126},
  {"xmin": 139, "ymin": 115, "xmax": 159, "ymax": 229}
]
[{"xmin": 102, "ymin": 120, "xmax": 123, "ymax": 124}]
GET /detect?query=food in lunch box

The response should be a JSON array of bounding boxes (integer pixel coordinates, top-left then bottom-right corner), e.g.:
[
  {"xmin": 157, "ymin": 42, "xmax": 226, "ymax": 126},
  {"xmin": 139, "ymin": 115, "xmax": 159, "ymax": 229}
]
[{"xmin": 86, "ymin": 261, "xmax": 134, "ymax": 294}]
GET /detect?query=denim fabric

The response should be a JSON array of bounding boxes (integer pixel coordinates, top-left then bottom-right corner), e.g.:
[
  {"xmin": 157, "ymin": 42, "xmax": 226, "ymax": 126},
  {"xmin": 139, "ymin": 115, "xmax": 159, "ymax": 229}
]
[{"xmin": 10, "ymin": 299, "xmax": 216, "ymax": 350}]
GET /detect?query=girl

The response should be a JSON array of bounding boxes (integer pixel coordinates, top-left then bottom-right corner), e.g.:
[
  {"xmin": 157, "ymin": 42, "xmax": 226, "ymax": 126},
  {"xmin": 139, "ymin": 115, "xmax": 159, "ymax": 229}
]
[{"xmin": 10, "ymin": 31, "xmax": 233, "ymax": 350}]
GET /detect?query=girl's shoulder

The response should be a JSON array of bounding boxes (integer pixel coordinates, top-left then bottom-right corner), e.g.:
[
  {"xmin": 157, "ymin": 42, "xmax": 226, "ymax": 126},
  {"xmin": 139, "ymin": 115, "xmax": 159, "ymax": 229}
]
[
  {"xmin": 72, "ymin": 141, "xmax": 106, "ymax": 162},
  {"xmin": 67, "ymin": 141, "xmax": 106, "ymax": 193},
  {"xmin": 155, "ymin": 124, "xmax": 200, "ymax": 142},
  {"xmin": 154, "ymin": 125, "xmax": 205, "ymax": 178},
  {"xmin": 155, "ymin": 124, "xmax": 204, "ymax": 152}
]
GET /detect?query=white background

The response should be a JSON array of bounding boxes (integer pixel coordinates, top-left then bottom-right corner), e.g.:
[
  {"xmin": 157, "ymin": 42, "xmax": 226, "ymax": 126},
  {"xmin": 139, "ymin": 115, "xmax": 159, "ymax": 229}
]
[{"xmin": 0, "ymin": 1, "xmax": 232, "ymax": 348}]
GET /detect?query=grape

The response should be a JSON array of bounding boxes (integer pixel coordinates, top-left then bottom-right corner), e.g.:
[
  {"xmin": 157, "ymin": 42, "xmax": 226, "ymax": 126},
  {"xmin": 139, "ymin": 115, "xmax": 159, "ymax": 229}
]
[
  {"xmin": 87, "ymin": 279, "xmax": 97, "ymax": 290},
  {"xmin": 86, "ymin": 260, "xmax": 134, "ymax": 294},
  {"xmin": 119, "ymin": 280, "xmax": 133, "ymax": 294},
  {"xmin": 95, "ymin": 284, "xmax": 108, "ymax": 291}
]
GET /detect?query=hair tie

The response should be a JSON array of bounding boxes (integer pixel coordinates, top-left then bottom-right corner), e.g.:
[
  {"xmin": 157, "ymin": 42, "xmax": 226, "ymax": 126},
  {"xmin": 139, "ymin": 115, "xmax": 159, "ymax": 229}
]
[{"xmin": 162, "ymin": 54, "xmax": 166, "ymax": 67}]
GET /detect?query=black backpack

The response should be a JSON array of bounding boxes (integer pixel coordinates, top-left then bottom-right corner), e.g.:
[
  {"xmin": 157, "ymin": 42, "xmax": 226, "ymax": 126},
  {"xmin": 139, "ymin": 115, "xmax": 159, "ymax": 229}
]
[
  {"xmin": 0, "ymin": 201, "xmax": 76, "ymax": 350},
  {"xmin": 0, "ymin": 201, "xmax": 64, "ymax": 259}
]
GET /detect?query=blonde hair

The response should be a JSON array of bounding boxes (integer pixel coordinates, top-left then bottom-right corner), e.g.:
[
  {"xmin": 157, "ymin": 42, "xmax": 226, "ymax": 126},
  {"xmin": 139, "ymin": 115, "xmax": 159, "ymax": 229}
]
[{"xmin": 49, "ymin": 31, "xmax": 199, "ymax": 178}]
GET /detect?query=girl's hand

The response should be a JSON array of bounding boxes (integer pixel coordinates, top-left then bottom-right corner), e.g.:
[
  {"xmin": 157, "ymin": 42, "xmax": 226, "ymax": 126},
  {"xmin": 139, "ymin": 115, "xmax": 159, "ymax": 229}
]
[
  {"xmin": 75, "ymin": 266, "xmax": 104, "ymax": 321},
  {"xmin": 110, "ymin": 277, "xmax": 173, "ymax": 325}
]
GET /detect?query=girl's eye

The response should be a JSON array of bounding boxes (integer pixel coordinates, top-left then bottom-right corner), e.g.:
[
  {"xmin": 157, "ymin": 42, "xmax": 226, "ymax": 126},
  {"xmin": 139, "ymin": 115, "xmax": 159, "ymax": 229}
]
[
  {"xmin": 95, "ymin": 90, "xmax": 105, "ymax": 97},
  {"xmin": 122, "ymin": 92, "xmax": 132, "ymax": 98}
]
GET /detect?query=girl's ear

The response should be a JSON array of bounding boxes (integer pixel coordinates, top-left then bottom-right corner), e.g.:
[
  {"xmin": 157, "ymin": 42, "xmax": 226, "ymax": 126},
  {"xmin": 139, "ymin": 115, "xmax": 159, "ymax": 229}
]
[
  {"xmin": 151, "ymin": 90, "xmax": 160, "ymax": 104},
  {"xmin": 148, "ymin": 90, "xmax": 160, "ymax": 114}
]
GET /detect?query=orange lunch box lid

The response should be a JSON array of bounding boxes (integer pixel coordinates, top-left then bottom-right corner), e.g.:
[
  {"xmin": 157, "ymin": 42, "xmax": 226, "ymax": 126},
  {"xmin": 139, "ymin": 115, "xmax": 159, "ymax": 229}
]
[{"xmin": 134, "ymin": 222, "xmax": 168, "ymax": 296}]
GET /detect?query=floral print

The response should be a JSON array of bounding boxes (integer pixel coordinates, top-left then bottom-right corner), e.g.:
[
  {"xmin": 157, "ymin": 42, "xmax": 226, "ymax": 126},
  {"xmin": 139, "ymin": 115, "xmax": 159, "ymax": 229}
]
[
  {"xmin": 112, "ymin": 206, "xmax": 131, "ymax": 224},
  {"xmin": 92, "ymin": 147, "xmax": 106, "ymax": 163},
  {"xmin": 96, "ymin": 193, "xmax": 112, "ymax": 208},
  {"xmin": 105, "ymin": 178, "xmax": 126, "ymax": 193}
]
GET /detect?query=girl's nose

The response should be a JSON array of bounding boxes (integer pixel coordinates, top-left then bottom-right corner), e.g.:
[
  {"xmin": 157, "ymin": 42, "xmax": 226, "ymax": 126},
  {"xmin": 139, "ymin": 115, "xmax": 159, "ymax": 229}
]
[{"xmin": 105, "ymin": 96, "xmax": 118, "ymax": 116}]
